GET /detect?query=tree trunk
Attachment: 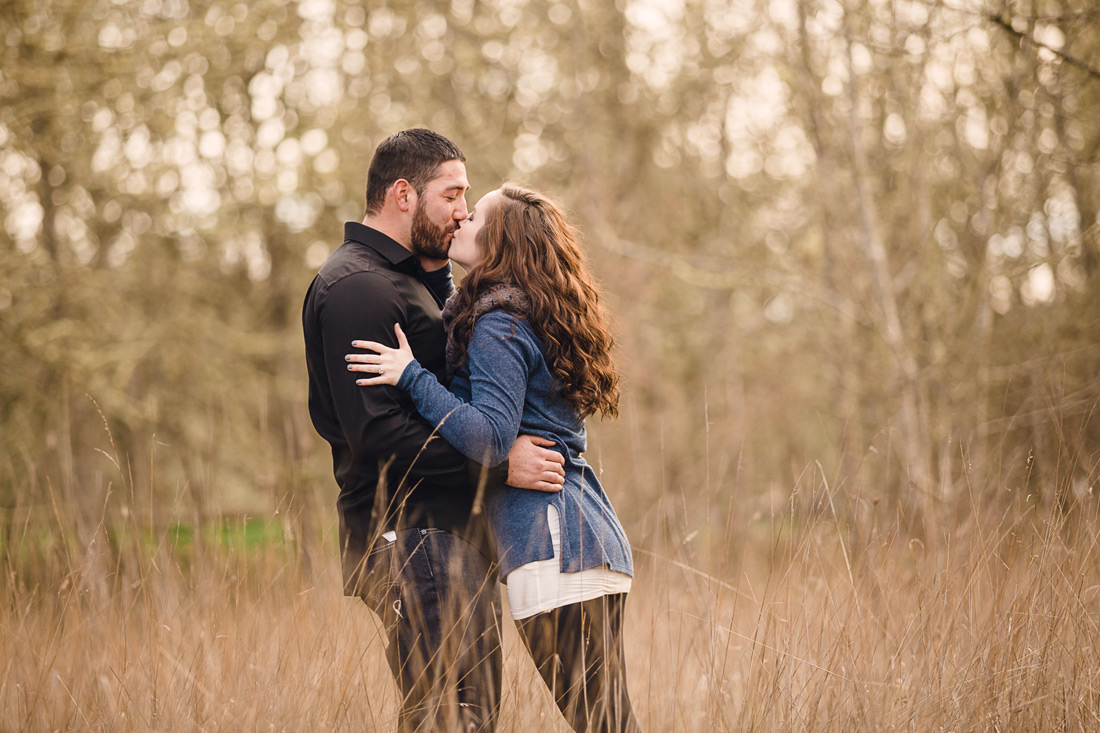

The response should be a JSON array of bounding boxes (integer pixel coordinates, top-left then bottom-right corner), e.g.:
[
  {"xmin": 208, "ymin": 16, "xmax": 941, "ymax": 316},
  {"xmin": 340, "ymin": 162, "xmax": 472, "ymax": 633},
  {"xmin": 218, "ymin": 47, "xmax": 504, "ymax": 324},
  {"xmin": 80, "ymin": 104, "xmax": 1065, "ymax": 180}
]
[{"xmin": 843, "ymin": 8, "xmax": 931, "ymax": 531}]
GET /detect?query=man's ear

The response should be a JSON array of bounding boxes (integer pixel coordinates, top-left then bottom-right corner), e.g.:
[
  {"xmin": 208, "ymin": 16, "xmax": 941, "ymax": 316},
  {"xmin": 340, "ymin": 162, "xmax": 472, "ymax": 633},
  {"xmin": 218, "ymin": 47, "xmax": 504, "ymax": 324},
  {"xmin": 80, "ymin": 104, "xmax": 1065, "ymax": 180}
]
[{"xmin": 392, "ymin": 179, "xmax": 415, "ymax": 213}]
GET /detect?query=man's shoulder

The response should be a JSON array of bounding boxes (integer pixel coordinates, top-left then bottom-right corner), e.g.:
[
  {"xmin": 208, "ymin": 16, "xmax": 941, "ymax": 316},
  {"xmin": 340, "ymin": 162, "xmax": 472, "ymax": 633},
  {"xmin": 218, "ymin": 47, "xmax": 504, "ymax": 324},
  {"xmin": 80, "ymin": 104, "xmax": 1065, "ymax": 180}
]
[
  {"xmin": 303, "ymin": 246, "xmax": 405, "ymax": 327},
  {"xmin": 308, "ymin": 244, "xmax": 407, "ymax": 301},
  {"xmin": 315, "ymin": 241, "xmax": 398, "ymax": 287}
]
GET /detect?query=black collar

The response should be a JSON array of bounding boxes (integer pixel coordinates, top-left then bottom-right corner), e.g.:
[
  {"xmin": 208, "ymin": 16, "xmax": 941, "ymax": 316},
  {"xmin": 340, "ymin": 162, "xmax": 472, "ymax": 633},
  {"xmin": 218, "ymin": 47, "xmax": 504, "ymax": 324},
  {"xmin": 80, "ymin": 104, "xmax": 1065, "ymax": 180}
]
[{"xmin": 344, "ymin": 221, "xmax": 419, "ymax": 272}]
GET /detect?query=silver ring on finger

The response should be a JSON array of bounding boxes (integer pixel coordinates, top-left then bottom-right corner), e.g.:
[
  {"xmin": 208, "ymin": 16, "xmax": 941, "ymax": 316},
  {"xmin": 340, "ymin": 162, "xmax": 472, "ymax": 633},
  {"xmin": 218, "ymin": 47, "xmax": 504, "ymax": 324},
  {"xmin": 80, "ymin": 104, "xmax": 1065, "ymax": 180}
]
[{"xmin": 378, "ymin": 366, "xmax": 384, "ymax": 375}]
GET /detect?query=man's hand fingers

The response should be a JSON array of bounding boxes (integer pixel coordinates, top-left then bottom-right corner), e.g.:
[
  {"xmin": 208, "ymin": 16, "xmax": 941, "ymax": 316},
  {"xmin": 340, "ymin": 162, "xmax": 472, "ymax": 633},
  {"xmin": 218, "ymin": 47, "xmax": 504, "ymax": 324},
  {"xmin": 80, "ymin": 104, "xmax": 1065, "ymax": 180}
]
[
  {"xmin": 543, "ymin": 470, "xmax": 565, "ymax": 484},
  {"xmin": 532, "ymin": 481, "xmax": 563, "ymax": 493},
  {"xmin": 526, "ymin": 435, "xmax": 556, "ymax": 447},
  {"xmin": 540, "ymin": 450, "xmax": 565, "ymax": 466}
]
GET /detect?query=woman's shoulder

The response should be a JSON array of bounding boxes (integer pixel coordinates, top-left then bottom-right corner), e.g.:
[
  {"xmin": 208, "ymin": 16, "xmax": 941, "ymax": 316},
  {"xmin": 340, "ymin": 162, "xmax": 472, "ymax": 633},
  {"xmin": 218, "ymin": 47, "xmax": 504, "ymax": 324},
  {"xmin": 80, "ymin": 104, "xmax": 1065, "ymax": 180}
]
[
  {"xmin": 470, "ymin": 310, "xmax": 544, "ymax": 365},
  {"xmin": 473, "ymin": 309, "xmax": 538, "ymax": 341}
]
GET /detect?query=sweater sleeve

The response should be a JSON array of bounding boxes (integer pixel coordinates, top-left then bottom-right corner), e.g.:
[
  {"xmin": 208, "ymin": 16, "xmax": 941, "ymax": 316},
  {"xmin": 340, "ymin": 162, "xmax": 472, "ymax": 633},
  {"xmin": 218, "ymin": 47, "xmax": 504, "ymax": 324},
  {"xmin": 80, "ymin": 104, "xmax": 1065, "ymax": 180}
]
[{"xmin": 397, "ymin": 311, "xmax": 531, "ymax": 467}]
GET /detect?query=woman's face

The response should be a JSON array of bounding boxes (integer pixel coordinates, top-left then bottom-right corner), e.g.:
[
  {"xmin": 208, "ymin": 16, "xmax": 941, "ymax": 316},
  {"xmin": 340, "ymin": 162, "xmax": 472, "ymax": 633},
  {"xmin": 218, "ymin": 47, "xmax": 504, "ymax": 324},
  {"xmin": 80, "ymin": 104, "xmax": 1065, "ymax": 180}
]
[{"xmin": 449, "ymin": 188, "xmax": 501, "ymax": 270}]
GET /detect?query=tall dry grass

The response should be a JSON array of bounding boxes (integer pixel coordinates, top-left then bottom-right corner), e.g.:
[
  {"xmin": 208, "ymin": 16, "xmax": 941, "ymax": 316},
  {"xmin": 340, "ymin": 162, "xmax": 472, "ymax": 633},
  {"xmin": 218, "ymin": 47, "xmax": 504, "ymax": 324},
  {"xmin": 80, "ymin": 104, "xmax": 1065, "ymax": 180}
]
[{"xmin": 4, "ymin": 457, "xmax": 1100, "ymax": 732}]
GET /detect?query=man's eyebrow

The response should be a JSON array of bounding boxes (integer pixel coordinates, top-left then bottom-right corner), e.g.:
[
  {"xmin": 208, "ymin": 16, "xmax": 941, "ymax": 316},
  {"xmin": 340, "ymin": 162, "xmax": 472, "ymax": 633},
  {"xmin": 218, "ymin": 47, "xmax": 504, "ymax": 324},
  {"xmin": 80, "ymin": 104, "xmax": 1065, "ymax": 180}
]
[{"xmin": 441, "ymin": 183, "xmax": 468, "ymax": 192}]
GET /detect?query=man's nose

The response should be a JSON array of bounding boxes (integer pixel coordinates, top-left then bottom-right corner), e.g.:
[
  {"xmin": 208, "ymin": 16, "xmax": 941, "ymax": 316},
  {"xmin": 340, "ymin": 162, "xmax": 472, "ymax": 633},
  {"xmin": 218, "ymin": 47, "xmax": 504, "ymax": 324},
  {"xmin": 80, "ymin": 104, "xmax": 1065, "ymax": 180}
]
[{"xmin": 454, "ymin": 197, "xmax": 468, "ymax": 220}]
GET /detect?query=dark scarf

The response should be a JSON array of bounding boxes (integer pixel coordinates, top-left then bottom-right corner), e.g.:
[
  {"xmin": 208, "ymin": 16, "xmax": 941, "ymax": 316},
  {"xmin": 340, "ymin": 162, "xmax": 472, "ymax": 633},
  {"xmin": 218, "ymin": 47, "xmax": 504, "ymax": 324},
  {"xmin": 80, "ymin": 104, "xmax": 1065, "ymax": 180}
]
[{"xmin": 442, "ymin": 284, "xmax": 531, "ymax": 379}]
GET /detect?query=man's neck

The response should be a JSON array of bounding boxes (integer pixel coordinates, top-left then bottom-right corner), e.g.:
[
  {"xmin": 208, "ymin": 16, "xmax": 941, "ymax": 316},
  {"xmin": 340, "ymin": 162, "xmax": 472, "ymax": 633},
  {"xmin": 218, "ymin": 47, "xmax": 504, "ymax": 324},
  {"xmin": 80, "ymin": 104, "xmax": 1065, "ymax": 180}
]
[{"xmin": 362, "ymin": 213, "xmax": 411, "ymax": 252}]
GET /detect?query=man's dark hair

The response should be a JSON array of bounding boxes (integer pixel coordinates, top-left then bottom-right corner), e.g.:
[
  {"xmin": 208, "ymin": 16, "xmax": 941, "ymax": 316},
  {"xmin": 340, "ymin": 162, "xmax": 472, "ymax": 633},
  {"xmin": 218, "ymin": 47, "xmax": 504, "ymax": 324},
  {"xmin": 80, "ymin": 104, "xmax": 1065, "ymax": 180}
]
[{"xmin": 364, "ymin": 128, "xmax": 465, "ymax": 216}]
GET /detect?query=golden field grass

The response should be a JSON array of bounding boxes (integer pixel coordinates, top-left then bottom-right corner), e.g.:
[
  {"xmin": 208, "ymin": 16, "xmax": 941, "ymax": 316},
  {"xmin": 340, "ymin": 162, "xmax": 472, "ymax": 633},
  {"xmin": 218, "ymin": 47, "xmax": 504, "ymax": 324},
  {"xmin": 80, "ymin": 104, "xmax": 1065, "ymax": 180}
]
[{"xmin": 3, "ymin": 478, "xmax": 1100, "ymax": 732}]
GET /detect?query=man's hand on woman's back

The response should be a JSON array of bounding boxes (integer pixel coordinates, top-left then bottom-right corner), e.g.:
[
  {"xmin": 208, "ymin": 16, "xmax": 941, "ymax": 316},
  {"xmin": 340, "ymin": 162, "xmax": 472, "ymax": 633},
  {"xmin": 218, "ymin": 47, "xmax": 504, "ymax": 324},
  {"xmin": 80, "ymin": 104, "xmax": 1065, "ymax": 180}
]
[{"xmin": 507, "ymin": 435, "xmax": 566, "ymax": 492}]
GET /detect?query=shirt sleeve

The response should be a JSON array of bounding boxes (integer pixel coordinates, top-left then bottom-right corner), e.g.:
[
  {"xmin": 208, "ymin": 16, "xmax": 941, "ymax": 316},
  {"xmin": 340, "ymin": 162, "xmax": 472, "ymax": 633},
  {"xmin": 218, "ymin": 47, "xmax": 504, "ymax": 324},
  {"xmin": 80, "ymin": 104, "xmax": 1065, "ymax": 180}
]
[
  {"xmin": 397, "ymin": 311, "xmax": 532, "ymax": 467},
  {"xmin": 321, "ymin": 272, "xmax": 468, "ymax": 483}
]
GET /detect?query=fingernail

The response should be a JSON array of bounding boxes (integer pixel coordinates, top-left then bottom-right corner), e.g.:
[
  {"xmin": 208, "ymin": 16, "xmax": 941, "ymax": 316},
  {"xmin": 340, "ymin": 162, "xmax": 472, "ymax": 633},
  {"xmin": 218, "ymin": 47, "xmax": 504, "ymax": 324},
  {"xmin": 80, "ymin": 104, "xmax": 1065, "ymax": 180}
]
[
  {"xmin": 356, "ymin": 380, "xmax": 365, "ymax": 385},
  {"xmin": 344, "ymin": 355, "xmax": 351, "ymax": 361}
]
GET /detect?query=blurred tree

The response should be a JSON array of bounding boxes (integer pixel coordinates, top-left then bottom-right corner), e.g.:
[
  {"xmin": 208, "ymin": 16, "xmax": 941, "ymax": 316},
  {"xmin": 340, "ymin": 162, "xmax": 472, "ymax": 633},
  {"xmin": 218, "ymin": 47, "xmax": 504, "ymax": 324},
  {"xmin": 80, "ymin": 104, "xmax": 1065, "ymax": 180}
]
[{"xmin": 1, "ymin": 0, "xmax": 1097, "ymax": 542}]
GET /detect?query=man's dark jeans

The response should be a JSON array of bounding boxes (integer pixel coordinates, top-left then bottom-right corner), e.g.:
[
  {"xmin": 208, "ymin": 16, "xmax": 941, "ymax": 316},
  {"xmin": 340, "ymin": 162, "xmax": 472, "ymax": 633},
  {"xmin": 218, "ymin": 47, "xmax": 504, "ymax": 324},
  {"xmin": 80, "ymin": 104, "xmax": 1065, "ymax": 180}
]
[{"xmin": 361, "ymin": 527, "xmax": 503, "ymax": 732}]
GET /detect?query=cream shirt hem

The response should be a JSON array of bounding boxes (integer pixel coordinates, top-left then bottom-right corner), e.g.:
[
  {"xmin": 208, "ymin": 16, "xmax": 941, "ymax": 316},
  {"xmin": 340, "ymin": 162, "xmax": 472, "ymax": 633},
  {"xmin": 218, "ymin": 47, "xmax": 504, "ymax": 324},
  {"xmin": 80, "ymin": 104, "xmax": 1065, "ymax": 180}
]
[{"xmin": 504, "ymin": 504, "xmax": 633, "ymax": 620}]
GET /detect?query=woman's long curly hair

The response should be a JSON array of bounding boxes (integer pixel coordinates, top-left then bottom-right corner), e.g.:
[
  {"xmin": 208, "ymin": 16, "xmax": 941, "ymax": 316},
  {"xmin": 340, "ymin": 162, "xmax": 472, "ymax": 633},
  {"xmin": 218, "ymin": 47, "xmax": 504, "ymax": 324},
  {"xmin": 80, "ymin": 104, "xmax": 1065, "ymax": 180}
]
[{"xmin": 448, "ymin": 184, "xmax": 620, "ymax": 420}]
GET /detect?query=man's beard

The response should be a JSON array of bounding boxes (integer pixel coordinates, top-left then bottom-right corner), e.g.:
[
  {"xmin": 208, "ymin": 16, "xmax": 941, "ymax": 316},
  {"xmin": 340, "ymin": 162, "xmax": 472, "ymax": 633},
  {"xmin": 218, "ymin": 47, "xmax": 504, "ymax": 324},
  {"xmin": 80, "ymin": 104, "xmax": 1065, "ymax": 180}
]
[{"xmin": 409, "ymin": 202, "xmax": 454, "ymax": 260}]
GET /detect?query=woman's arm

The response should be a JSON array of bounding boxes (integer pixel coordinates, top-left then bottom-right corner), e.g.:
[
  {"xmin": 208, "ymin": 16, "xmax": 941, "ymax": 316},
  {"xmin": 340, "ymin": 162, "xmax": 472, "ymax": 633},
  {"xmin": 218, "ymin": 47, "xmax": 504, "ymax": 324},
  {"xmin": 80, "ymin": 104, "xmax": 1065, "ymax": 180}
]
[{"xmin": 349, "ymin": 312, "xmax": 535, "ymax": 467}]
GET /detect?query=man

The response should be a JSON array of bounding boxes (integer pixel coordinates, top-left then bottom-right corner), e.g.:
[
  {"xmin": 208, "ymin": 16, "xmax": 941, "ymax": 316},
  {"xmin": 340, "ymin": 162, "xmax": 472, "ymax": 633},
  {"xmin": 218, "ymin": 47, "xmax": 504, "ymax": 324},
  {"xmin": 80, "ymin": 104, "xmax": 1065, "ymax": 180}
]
[{"xmin": 302, "ymin": 129, "xmax": 565, "ymax": 731}]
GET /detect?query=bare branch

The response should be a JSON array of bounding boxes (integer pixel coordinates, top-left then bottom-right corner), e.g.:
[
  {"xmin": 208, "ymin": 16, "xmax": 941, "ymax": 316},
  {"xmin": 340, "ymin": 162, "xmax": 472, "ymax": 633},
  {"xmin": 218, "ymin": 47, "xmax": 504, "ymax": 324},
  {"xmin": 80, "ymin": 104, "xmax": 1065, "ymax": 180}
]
[{"xmin": 986, "ymin": 11, "xmax": 1100, "ymax": 82}]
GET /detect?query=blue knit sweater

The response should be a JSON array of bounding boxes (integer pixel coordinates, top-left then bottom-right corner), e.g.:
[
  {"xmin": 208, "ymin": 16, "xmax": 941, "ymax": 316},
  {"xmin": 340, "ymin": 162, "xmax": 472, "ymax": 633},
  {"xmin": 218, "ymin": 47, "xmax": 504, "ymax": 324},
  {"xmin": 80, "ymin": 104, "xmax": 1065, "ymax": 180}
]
[{"xmin": 397, "ymin": 310, "xmax": 634, "ymax": 579}]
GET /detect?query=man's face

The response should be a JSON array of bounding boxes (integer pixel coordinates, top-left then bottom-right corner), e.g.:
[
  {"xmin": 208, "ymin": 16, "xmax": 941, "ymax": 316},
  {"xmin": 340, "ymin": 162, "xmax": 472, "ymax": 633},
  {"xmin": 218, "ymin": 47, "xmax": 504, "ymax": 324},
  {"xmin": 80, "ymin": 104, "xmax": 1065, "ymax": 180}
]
[{"xmin": 409, "ymin": 159, "xmax": 469, "ymax": 260}]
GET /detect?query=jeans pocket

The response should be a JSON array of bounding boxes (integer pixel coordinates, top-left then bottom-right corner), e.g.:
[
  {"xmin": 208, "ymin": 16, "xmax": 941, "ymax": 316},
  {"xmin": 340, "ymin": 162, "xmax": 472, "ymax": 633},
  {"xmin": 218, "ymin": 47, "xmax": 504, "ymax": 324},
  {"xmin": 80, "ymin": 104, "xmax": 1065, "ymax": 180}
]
[{"xmin": 356, "ymin": 538, "xmax": 397, "ymax": 616}]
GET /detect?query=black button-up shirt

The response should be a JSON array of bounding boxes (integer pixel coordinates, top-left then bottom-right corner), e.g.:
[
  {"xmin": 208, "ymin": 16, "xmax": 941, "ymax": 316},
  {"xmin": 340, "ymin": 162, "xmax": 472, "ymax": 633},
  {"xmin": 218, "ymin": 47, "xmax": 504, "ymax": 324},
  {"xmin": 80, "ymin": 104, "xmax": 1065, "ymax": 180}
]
[{"xmin": 303, "ymin": 222, "xmax": 489, "ymax": 585}]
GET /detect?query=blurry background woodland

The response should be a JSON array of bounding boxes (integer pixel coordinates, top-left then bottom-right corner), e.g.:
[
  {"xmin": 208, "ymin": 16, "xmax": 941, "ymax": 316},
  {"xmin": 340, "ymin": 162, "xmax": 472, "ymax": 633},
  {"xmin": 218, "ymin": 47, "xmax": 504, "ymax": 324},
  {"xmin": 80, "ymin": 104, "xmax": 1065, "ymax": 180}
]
[
  {"xmin": 3, "ymin": 0, "xmax": 1098, "ymax": 538},
  {"xmin": 4, "ymin": 0, "xmax": 1100, "ymax": 729}
]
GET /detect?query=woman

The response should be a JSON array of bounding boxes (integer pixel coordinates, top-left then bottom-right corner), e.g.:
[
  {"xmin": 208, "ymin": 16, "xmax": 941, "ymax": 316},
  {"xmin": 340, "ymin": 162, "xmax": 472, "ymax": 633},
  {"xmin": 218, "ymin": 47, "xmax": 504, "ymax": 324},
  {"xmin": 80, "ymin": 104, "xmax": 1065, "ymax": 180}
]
[{"xmin": 346, "ymin": 184, "xmax": 640, "ymax": 732}]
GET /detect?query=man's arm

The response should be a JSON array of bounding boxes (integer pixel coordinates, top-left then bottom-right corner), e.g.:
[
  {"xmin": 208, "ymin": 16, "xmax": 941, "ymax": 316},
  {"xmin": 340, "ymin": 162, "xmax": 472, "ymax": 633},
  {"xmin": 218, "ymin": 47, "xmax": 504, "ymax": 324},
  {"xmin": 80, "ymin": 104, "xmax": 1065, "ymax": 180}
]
[
  {"xmin": 322, "ymin": 273, "xmax": 468, "ymax": 485},
  {"xmin": 345, "ymin": 310, "xmax": 566, "ymax": 492}
]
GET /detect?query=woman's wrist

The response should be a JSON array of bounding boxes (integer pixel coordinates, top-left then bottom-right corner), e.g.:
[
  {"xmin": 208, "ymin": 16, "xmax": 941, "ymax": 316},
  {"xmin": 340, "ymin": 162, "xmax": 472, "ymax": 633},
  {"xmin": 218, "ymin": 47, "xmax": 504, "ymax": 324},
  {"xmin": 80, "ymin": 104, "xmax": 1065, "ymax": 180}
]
[{"xmin": 396, "ymin": 358, "xmax": 422, "ymax": 391}]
